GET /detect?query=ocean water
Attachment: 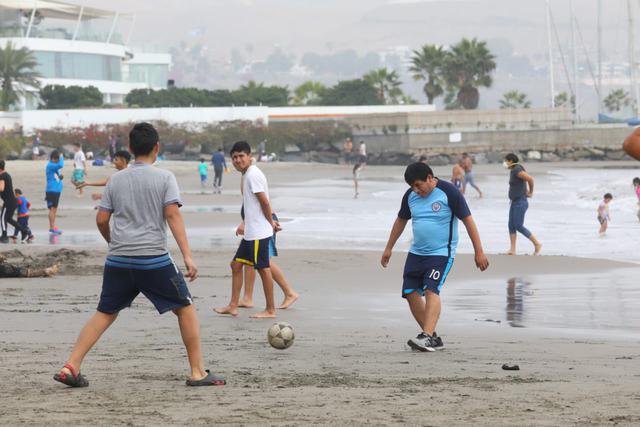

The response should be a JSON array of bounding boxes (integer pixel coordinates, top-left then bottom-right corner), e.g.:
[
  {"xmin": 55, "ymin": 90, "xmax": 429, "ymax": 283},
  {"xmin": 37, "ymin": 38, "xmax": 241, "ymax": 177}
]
[{"xmin": 236, "ymin": 164, "xmax": 640, "ymax": 263}]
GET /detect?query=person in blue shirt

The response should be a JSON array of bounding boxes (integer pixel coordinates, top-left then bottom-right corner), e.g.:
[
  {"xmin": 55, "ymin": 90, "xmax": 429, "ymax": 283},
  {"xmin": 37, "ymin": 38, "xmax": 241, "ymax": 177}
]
[
  {"xmin": 381, "ymin": 162, "xmax": 489, "ymax": 352},
  {"xmin": 11, "ymin": 188, "xmax": 34, "ymax": 243},
  {"xmin": 211, "ymin": 147, "xmax": 227, "ymax": 194},
  {"xmin": 45, "ymin": 150, "xmax": 64, "ymax": 235}
]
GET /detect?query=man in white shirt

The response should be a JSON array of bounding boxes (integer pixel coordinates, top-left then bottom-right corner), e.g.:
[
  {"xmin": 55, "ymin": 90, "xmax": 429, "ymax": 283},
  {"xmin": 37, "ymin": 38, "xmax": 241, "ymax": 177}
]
[
  {"xmin": 358, "ymin": 141, "xmax": 367, "ymax": 164},
  {"xmin": 72, "ymin": 142, "xmax": 88, "ymax": 196},
  {"xmin": 215, "ymin": 141, "xmax": 280, "ymax": 318}
]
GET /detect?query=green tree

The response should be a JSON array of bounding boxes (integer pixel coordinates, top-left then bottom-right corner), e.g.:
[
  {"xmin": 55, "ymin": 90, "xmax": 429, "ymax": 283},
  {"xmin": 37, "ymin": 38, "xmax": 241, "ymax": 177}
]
[
  {"xmin": 441, "ymin": 38, "xmax": 496, "ymax": 109},
  {"xmin": 317, "ymin": 79, "xmax": 383, "ymax": 106},
  {"xmin": 499, "ymin": 90, "xmax": 532, "ymax": 109},
  {"xmin": 603, "ymin": 89, "xmax": 632, "ymax": 112},
  {"xmin": 0, "ymin": 42, "xmax": 41, "ymax": 110},
  {"xmin": 40, "ymin": 85, "xmax": 103, "ymax": 109},
  {"xmin": 554, "ymin": 92, "xmax": 575, "ymax": 109},
  {"xmin": 232, "ymin": 80, "xmax": 289, "ymax": 106},
  {"xmin": 291, "ymin": 81, "xmax": 326, "ymax": 105},
  {"xmin": 363, "ymin": 68, "xmax": 403, "ymax": 104},
  {"xmin": 410, "ymin": 44, "xmax": 447, "ymax": 104}
]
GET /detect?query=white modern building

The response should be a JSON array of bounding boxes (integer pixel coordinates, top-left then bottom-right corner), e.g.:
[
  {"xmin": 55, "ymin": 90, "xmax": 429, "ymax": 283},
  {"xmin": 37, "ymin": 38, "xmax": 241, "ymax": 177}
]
[{"xmin": 0, "ymin": 0, "xmax": 171, "ymax": 109}]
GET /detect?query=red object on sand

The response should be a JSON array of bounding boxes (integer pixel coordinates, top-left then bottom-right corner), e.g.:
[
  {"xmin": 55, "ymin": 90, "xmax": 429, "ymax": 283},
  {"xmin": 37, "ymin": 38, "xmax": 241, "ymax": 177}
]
[{"xmin": 623, "ymin": 128, "xmax": 640, "ymax": 160}]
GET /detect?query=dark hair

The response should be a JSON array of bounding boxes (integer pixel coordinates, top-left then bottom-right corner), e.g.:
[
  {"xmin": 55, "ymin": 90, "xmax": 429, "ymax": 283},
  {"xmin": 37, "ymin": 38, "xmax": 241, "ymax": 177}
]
[
  {"xmin": 0, "ymin": 160, "xmax": 5, "ymax": 170},
  {"xmin": 200, "ymin": 158, "xmax": 205, "ymax": 162},
  {"xmin": 604, "ymin": 193, "xmax": 613, "ymax": 200},
  {"xmin": 418, "ymin": 155, "xmax": 427, "ymax": 162},
  {"xmin": 74, "ymin": 142, "xmax": 81, "ymax": 147},
  {"xmin": 129, "ymin": 122, "xmax": 159, "ymax": 156},
  {"xmin": 230, "ymin": 141, "xmax": 251, "ymax": 156},
  {"xmin": 50, "ymin": 150, "xmax": 60, "ymax": 161},
  {"xmin": 14, "ymin": 188, "xmax": 22, "ymax": 195},
  {"xmin": 504, "ymin": 153, "xmax": 519, "ymax": 163},
  {"xmin": 633, "ymin": 177, "xmax": 640, "ymax": 185},
  {"xmin": 404, "ymin": 162, "xmax": 434, "ymax": 185},
  {"xmin": 113, "ymin": 150, "xmax": 131, "ymax": 163},
  {"xmin": 218, "ymin": 147, "xmax": 224, "ymax": 152}
]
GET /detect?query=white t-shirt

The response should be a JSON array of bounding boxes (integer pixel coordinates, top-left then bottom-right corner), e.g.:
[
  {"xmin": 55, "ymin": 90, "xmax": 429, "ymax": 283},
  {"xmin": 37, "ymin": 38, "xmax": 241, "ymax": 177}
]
[
  {"xmin": 359, "ymin": 143, "xmax": 366, "ymax": 156},
  {"xmin": 74, "ymin": 150, "xmax": 86, "ymax": 170},
  {"xmin": 242, "ymin": 165, "xmax": 273, "ymax": 241}
]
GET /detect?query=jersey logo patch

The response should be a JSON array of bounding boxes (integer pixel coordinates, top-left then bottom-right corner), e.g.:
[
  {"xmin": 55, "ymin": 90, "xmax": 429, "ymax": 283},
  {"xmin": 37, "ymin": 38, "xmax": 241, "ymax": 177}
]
[{"xmin": 432, "ymin": 202, "xmax": 442, "ymax": 212}]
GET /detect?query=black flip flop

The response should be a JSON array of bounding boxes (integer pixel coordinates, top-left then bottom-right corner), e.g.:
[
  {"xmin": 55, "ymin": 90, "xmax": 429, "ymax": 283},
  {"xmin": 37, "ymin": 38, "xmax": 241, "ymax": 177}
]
[
  {"xmin": 53, "ymin": 363, "xmax": 89, "ymax": 388},
  {"xmin": 186, "ymin": 370, "xmax": 226, "ymax": 386}
]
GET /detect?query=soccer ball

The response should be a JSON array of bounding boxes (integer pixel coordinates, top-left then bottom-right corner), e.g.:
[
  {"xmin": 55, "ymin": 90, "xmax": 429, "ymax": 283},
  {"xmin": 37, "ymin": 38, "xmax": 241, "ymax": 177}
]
[{"xmin": 267, "ymin": 322, "xmax": 295, "ymax": 350}]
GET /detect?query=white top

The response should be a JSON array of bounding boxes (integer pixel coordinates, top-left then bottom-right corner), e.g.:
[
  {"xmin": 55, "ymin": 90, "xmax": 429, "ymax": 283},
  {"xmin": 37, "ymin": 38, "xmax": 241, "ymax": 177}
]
[
  {"xmin": 359, "ymin": 143, "xmax": 366, "ymax": 156},
  {"xmin": 74, "ymin": 150, "xmax": 86, "ymax": 170},
  {"xmin": 242, "ymin": 165, "xmax": 273, "ymax": 241}
]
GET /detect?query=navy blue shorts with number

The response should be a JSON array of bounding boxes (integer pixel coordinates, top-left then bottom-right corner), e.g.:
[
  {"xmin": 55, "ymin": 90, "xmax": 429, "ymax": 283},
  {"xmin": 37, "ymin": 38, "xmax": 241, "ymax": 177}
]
[
  {"xmin": 97, "ymin": 254, "xmax": 193, "ymax": 314},
  {"xmin": 234, "ymin": 237, "xmax": 271, "ymax": 269},
  {"xmin": 402, "ymin": 253, "xmax": 454, "ymax": 297}
]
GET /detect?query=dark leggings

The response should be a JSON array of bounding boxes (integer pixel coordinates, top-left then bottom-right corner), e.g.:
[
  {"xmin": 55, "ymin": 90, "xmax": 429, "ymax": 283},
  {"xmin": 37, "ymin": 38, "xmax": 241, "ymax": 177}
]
[
  {"xmin": 213, "ymin": 168, "xmax": 223, "ymax": 188},
  {"xmin": 12, "ymin": 216, "xmax": 32, "ymax": 240},
  {"xmin": 1, "ymin": 203, "xmax": 24, "ymax": 238},
  {"xmin": 508, "ymin": 197, "xmax": 532, "ymax": 238}
]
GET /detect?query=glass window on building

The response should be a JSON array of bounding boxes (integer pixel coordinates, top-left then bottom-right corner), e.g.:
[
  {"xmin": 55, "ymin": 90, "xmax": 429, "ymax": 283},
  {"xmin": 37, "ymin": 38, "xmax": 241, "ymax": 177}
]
[
  {"xmin": 34, "ymin": 51, "xmax": 122, "ymax": 81},
  {"xmin": 128, "ymin": 64, "xmax": 168, "ymax": 88}
]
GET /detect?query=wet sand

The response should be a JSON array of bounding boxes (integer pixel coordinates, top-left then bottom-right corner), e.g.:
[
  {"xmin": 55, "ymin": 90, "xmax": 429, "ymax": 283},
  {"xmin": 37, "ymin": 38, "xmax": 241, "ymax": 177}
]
[
  {"xmin": 1, "ymin": 247, "xmax": 640, "ymax": 426},
  {"xmin": 1, "ymin": 160, "xmax": 640, "ymax": 425}
]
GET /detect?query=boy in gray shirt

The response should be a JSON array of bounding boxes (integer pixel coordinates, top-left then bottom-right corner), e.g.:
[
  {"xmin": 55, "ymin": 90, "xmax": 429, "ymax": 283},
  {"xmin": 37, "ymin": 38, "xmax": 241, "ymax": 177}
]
[{"xmin": 54, "ymin": 123, "xmax": 225, "ymax": 388}]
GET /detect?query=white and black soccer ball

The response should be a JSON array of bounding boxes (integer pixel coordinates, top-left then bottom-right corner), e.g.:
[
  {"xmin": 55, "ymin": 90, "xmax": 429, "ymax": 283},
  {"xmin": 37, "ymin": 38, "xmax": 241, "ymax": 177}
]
[{"xmin": 267, "ymin": 322, "xmax": 295, "ymax": 350}]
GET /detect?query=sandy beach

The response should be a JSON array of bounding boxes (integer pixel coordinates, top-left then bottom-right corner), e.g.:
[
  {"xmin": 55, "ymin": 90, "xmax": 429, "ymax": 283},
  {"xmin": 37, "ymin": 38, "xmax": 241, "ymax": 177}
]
[{"xmin": 1, "ymin": 160, "xmax": 640, "ymax": 426}]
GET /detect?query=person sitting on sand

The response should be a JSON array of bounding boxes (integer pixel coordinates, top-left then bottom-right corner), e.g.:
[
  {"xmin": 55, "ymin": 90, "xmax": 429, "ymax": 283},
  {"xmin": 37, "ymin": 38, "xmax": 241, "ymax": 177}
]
[
  {"xmin": 597, "ymin": 193, "xmax": 613, "ymax": 236},
  {"xmin": 504, "ymin": 153, "xmax": 542, "ymax": 256},
  {"xmin": 0, "ymin": 253, "xmax": 58, "ymax": 278},
  {"xmin": 381, "ymin": 162, "xmax": 489, "ymax": 352}
]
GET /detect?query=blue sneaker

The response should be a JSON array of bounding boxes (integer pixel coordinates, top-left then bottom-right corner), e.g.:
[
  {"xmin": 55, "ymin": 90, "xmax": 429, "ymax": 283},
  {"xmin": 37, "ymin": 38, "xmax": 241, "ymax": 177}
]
[{"xmin": 49, "ymin": 228, "xmax": 63, "ymax": 235}]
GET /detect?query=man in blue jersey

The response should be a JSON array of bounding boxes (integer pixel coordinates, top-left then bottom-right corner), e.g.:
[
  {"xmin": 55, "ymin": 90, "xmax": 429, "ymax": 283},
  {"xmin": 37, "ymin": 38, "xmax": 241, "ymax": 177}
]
[
  {"xmin": 45, "ymin": 150, "xmax": 64, "ymax": 235},
  {"xmin": 381, "ymin": 162, "xmax": 489, "ymax": 352},
  {"xmin": 211, "ymin": 147, "xmax": 227, "ymax": 194}
]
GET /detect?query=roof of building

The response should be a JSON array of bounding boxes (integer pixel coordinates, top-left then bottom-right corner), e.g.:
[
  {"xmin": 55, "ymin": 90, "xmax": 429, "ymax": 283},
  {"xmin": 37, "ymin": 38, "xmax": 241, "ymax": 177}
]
[{"xmin": 0, "ymin": 0, "xmax": 128, "ymax": 20}]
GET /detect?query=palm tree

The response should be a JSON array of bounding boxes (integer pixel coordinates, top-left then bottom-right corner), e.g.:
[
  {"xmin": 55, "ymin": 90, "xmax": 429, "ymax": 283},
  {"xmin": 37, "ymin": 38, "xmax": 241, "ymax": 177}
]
[
  {"xmin": 291, "ymin": 81, "xmax": 326, "ymax": 105},
  {"xmin": 441, "ymin": 38, "xmax": 496, "ymax": 110},
  {"xmin": 499, "ymin": 90, "xmax": 532, "ymax": 109},
  {"xmin": 363, "ymin": 68, "xmax": 403, "ymax": 104},
  {"xmin": 0, "ymin": 42, "xmax": 41, "ymax": 110},
  {"xmin": 554, "ymin": 92, "xmax": 575, "ymax": 110},
  {"xmin": 409, "ymin": 44, "xmax": 446, "ymax": 105},
  {"xmin": 603, "ymin": 89, "xmax": 632, "ymax": 112}
]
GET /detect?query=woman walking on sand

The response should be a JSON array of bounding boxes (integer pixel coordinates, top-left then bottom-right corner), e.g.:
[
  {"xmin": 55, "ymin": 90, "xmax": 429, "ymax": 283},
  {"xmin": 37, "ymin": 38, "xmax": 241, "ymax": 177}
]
[{"xmin": 504, "ymin": 153, "xmax": 542, "ymax": 255}]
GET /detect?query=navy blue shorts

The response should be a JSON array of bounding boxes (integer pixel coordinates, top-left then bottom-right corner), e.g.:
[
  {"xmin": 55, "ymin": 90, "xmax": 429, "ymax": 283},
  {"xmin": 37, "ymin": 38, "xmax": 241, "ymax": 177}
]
[
  {"xmin": 45, "ymin": 192, "xmax": 61, "ymax": 209},
  {"xmin": 234, "ymin": 237, "xmax": 271, "ymax": 269},
  {"xmin": 97, "ymin": 254, "xmax": 193, "ymax": 314},
  {"xmin": 402, "ymin": 253, "xmax": 454, "ymax": 297}
]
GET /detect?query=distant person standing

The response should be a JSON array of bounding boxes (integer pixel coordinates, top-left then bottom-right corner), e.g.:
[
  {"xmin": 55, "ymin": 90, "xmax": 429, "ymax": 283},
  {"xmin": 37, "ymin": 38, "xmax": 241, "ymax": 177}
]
[
  {"xmin": 198, "ymin": 158, "xmax": 208, "ymax": 193},
  {"xmin": 258, "ymin": 140, "xmax": 266, "ymax": 162},
  {"xmin": 45, "ymin": 150, "xmax": 64, "ymax": 235},
  {"xmin": 0, "ymin": 161, "xmax": 26, "ymax": 243},
  {"xmin": 358, "ymin": 141, "xmax": 367, "ymax": 164},
  {"xmin": 451, "ymin": 159, "xmax": 465, "ymax": 191},
  {"xmin": 353, "ymin": 157, "xmax": 365, "ymax": 199},
  {"xmin": 211, "ymin": 147, "xmax": 227, "ymax": 194},
  {"xmin": 72, "ymin": 142, "xmax": 88, "ymax": 197},
  {"xmin": 108, "ymin": 133, "xmax": 117, "ymax": 161},
  {"xmin": 461, "ymin": 153, "xmax": 482, "ymax": 198},
  {"xmin": 32, "ymin": 132, "xmax": 42, "ymax": 160},
  {"xmin": 504, "ymin": 153, "xmax": 541, "ymax": 255},
  {"xmin": 633, "ymin": 177, "xmax": 640, "ymax": 221},
  {"xmin": 343, "ymin": 138, "xmax": 353, "ymax": 164},
  {"xmin": 597, "ymin": 193, "xmax": 613, "ymax": 236}
]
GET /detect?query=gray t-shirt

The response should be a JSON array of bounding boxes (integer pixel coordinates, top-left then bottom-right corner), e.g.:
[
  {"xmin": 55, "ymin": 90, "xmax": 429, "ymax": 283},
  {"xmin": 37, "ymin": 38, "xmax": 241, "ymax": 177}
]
[
  {"xmin": 508, "ymin": 164, "xmax": 527, "ymax": 201},
  {"xmin": 99, "ymin": 162, "xmax": 182, "ymax": 256}
]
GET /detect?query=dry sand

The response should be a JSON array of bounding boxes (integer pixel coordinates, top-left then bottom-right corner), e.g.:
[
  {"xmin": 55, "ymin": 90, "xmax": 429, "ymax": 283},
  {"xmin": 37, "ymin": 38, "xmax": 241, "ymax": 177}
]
[{"xmin": 0, "ymin": 160, "xmax": 639, "ymax": 426}]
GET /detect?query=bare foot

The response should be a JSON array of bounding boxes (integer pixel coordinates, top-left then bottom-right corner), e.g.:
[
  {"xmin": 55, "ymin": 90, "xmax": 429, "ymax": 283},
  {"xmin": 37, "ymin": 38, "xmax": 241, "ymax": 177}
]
[
  {"xmin": 44, "ymin": 264, "xmax": 59, "ymax": 277},
  {"xmin": 278, "ymin": 293, "xmax": 299, "ymax": 309},
  {"xmin": 213, "ymin": 305, "xmax": 239, "ymax": 316},
  {"xmin": 250, "ymin": 310, "xmax": 276, "ymax": 319},
  {"xmin": 533, "ymin": 243, "xmax": 542, "ymax": 256},
  {"xmin": 238, "ymin": 298, "xmax": 254, "ymax": 308}
]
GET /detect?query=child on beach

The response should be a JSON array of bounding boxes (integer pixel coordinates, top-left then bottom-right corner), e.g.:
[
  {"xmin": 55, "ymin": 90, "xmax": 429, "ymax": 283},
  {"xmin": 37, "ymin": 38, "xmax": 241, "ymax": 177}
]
[
  {"xmin": 198, "ymin": 158, "xmax": 208, "ymax": 192},
  {"xmin": 214, "ymin": 141, "xmax": 280, "ymax": 318},
  {"xmin": 11, "ymin": 189, "xmax": 34, "ymax": 243},
  {"xmin": 597, "ymin": 193, "xmax": 613, "ymax": 236},
  {"xmin": 53, "ymin": 123, "xmax": 225, "ymax": 388},
  {"xmin": 45, "ymin": 150, "xmax": 64, "ymax": 235},
  {"xmin": 77, "ymin": 150, "xmax": 131, "ymax": 202},
  {"xmin": 381, "ymin": 162, "xmax": 489, "ymax": 351},
  {"xmin": 634, "ymin": 177, "xmax": 640, "ymax": 221},
  {"xmin": 72, "ymin": 142, "xmax": 88, "ymax": 197}
]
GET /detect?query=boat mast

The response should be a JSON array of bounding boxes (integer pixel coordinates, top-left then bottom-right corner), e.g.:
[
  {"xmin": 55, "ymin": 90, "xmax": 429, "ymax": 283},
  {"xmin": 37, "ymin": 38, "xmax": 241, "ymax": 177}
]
[
  {"xmin": 571, "ymin": 0, "xmax": 579, "ymax": 122},
  {"xmin": 597, "ymin": 0, "xmax": 603, "ymax": 115},
  {"xmin": 628, "ymin": 0, "xmax": 640, "ymax": 117},
  {"xmin": 546, "ymin": 0, "xmax": 556, "ymax": 107}
]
